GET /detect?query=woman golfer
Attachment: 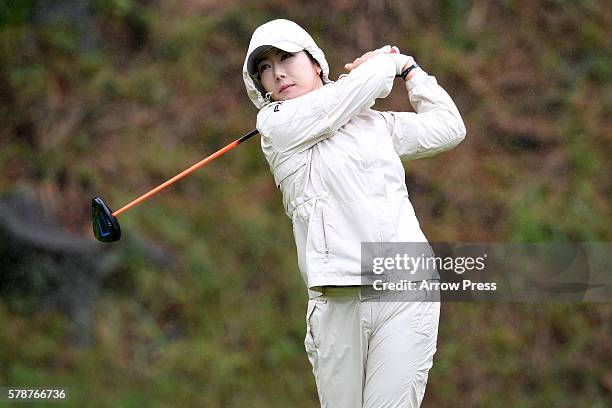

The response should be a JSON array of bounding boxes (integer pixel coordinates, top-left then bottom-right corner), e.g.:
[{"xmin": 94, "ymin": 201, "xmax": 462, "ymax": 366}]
[{"xmin": 243, "ymin": 19, "xmax": 465, "ymax": 407}]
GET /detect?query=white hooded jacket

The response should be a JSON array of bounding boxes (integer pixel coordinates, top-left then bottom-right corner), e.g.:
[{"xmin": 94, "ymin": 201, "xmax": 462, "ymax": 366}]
[{"xmin": 243, "ymin": 20, "xmax": 466, "ymax": 297}]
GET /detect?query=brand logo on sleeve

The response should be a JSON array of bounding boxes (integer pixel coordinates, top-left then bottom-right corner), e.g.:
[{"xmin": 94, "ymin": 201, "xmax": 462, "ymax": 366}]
[{"xmin": 274, "ymin": 102, "xmax": 283, "ymax": 112}]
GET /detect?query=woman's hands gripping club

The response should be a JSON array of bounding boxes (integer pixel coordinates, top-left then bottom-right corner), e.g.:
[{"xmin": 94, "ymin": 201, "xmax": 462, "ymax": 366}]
[{"xmin": 344, "ymin": 45, "xmax": 417, "ymax": 80}]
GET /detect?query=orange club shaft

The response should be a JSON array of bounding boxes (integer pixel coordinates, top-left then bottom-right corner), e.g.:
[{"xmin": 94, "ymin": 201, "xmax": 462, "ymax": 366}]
[{"xmin": 112, "ymin": 129, "xmax": 259, "ymax": 217}]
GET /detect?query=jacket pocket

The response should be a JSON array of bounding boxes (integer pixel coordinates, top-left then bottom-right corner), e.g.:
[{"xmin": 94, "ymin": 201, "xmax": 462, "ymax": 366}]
[
  {"xmin": 320, "ymin": 209, "xmax": 330, "ymax": 262},
  {"xmin": 308, "ymin": 201, "xmax": 331, "ymax": 263}
]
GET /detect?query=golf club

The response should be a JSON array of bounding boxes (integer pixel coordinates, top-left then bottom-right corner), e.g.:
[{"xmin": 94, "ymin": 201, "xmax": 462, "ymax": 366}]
[{"xmin": 92, "ymin": 129, "xmax": 259, "ymax": 242}]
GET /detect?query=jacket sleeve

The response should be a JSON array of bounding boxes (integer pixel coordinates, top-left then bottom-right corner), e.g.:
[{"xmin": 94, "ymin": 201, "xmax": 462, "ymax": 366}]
[
  {"xmin": 380, "ymin": 69, "xmax": 466, "ymax": 160},
  {"xmin": 257, "ymin": 53, "xmax": 396, "ymax": 158}
]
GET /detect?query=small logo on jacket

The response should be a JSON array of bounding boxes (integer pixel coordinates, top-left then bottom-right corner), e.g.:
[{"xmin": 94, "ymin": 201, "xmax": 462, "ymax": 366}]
[{"xmin": 274, "ymin": 102, "xmax": 283, "ymax": 112}]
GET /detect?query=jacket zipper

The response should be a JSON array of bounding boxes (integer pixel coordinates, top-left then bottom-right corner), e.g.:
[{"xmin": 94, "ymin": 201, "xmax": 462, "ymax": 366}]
[{"xmin": 321, "ymin": 211, "xmax": 329, "ymax": 261}]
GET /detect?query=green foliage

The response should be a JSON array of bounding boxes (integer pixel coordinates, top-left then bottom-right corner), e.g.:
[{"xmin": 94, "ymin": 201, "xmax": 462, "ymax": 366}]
[
  {"xmin": 0, "ymin": 1, "xmax": 610, "ymax": 406},
  {"xmin": 0, "ymin": 0, "xmax": 36, "ymax": 28}
]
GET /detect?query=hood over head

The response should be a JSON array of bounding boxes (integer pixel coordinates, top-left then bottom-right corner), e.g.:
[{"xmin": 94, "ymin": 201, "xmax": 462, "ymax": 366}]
[{"xmin": 243, "ymin": 19, "xmax": 332, "ymax": 110}]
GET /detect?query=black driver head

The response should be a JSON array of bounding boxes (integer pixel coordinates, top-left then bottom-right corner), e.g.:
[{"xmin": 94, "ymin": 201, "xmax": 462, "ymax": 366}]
[{"xmin": 92, "ymin": 197, "xmax": 121, "ymax": 242}]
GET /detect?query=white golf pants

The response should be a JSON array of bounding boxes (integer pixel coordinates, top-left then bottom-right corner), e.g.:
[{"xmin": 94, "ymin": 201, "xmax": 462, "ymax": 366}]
[{"xmin": 304, "ymin": 280, "xmax": 440, "ymax": 407}]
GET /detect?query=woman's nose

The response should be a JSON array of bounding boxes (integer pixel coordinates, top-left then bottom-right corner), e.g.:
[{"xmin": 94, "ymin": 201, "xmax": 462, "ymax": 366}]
[{"xmin": 273, "ymin": 67, "xmax": 286, "ymax": 80}]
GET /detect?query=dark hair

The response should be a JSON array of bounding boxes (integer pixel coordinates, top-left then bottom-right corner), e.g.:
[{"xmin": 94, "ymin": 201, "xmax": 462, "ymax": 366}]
[
  {"xmin": 306, "ymin": 51, "xmax": 323, "ymax": 80},
  {"xmin": 253, "ymin": 47, "xmax": 277, "ymax": 80}
]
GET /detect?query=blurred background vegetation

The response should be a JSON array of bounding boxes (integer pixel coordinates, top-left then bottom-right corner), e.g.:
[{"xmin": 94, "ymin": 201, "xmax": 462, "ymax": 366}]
[{"xmin": 0, "ymin": 0, "xmax": 610, "ymax": 406}]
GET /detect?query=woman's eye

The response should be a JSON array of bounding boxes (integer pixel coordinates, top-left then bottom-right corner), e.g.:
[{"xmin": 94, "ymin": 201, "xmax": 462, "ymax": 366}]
[
  {"xmin": 259, "ymin": 64, "xmax": 269, "ymax": 74},
  {"xmin": 281, "ymin": 53, "xmax": 293, "ymax": 61}
]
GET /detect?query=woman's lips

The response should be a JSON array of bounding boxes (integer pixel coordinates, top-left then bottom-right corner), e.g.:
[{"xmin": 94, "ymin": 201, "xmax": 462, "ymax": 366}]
[{"xmin": 279, "ymin": 84, "xmax": 294, "ymax": 93}]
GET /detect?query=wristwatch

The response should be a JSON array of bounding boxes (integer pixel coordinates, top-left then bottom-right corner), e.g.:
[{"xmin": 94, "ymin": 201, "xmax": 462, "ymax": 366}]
[{"xmin": 400, "ymin": 63, "xmax": 419, "ymax": 81}]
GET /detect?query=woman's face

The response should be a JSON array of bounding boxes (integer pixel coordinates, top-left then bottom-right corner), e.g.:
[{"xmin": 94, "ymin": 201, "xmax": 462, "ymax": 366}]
[{"xmin": 257, "ymin": 49, "xmax": 323, "ymax": 101}]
